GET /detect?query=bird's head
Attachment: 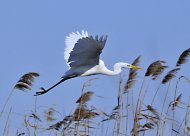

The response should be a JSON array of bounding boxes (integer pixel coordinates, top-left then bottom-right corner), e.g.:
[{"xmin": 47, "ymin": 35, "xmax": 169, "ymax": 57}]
[
  {"xmin": 125, "ymin": 63, "xmax": 143, "ymax": 69},
  {"xmin": 115, "ymin": 62, "xmax": 142, "ymax": 70},
  {"xmin": 127, "ymin": 64, "xmax": 142, "ymax": 69}
]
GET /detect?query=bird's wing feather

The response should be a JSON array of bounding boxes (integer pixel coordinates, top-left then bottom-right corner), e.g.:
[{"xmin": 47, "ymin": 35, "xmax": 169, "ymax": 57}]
[
  {"xmin": 65, "ymin": 31, "xmax": 107, "ymax": 68},
  {"xmin": 64, "ymin": 30, "xmax": 88, "ymax": 67},
  {"xmin": 68, "ymin": 35, "xmax": 107, "ymax": 68}
]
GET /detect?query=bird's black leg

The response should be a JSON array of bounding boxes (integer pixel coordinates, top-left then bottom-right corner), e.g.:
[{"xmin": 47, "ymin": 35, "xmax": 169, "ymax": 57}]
[
  {"xmin": 34, "ymin": 78, "xmax": 66, "ymax": 96},
  {"xmin": 34, "ymin": 87, "xmax": 49, "ymax": 96},
  {"xmin": 34, "ymin": 75, "xmax": 77, "ymax": 96}
]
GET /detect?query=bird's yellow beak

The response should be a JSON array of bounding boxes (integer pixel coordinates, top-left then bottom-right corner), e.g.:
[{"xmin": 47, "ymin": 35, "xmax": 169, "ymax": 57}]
[{"xmin": 129, "ymin": 65, "xmax": 143, "ymax": 69}]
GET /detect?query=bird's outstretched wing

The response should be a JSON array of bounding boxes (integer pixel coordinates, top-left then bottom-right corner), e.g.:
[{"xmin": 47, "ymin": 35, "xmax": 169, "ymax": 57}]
[
  {"xmin": 64, "ymin": 31, "xmax": 108, "ymax": 68},
  {"xmin": 64, "ymin": 30, "xmax": 88, "ymax": 67}
]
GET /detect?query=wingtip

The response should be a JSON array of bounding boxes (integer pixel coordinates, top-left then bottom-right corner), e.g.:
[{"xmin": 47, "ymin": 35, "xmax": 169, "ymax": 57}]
[
  {"xmin": 103, "ymin": 35, "xmax": 108, "ymax": 44},
  {"xmin": 81, "ymin": 30, "xmax": 88, "ymax": 37}
]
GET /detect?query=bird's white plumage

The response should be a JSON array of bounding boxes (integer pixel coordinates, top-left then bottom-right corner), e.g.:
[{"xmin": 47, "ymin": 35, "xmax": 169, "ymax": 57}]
[
  {"xmin": 35, "ymin": 30, "xmax": 142, "ymax": 96},
  {"xmin": 64, "ymin": 30, "xmax": 88, "ymax": 68}
]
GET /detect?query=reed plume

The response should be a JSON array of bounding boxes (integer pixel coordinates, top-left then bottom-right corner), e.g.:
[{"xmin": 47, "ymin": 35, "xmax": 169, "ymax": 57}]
[
  {"xmin": 44, "ymin": 107, "xmax": 56, "ymax": 122},
  {"xmin": 137, "ymin": 122, "xmax": 154, "ymax": 133},
  {"xmin": 146, "ymin": 105, "xmax": 160, "ymax": 119},
  {"xmin": 29, "ymin": 113, "xmax": 41, "ymax": 122},
  {"xmin": 176, "ymin": 48, "xmax": 190, "ymax": 67},
  {"xmin": 47, "ymin": 121, "xmax": 64, "ymax": 131},
  {"xmin": 124, "ymin": 56, "xmax": 141, "ymax": 93},
  {"xmin": 145, "ymin": 61, "xmax": 165, "ymax": 76},
  {"xmin": 62, "ymin": 115, "xmax": 73, "ymax": 125},
  {"xmin": 142, "ymin": 122, "xmax": 154, "ymax": 129},
  {"xmin": 73, "ymin": 105, "xmax": 99, "ymax": 121},
  {"xmin": 76, "ymin": 91, "xmax": 94, "ymax": 104},
  {"xmin": 101, "ymin": 105, "xmax": 120, "ymax": 122},
  {"xmin": 0, "ymin": 72, "xmax": 40, "ymax": 119},
  {"xmin": 14, "ymin": 72, "xmax": 40, "ymax": 91},
  {"xmin": 16, "ymin": 132, "xmax": 25, "ymax": 136},
  {"xmin": 152, "ymin": 65, "xmax": 168, "ymax": 80},
  {"xmin": 162, "ymin": 68, "xmax": 180, "ymax": 84},
  {"xmin": 171, "ymin": 93, "xmax": 182, "ymax": 110},
  {"xmin": 145, "ymin": 60, "xmax": 167, "ymax": 80}
]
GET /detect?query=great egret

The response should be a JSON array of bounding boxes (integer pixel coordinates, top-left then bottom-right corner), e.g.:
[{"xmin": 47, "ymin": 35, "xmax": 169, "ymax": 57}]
[{"xmin": 35, "ymin": 30, "xmax": 142, "ymax": 96}]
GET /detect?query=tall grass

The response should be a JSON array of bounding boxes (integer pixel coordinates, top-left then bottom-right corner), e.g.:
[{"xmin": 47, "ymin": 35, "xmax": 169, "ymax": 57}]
[{"xmin": 1, "ymin": 48, "xmax": 190, "ymax": 136}]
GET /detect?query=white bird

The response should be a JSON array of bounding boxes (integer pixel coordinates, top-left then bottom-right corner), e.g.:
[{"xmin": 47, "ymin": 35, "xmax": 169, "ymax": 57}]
[{"xmin": 35, "ymin": 30, "xmax": 142, "ymax": 96}]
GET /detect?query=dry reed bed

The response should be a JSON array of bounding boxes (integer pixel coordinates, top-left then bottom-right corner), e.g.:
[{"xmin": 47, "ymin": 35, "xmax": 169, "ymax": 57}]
[{"xmin": 1, "ymin": 48, "xmax": 190, "ymax": 136}]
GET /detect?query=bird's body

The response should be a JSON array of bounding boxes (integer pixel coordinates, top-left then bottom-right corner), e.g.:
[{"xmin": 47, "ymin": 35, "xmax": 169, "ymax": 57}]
[
  {"xmin": 80, "ymin": 60, "xmax": 132, "ymax": 76},
  {"xmin": 35, "ymin": 31, "xmax": 141, "ymax": 96}
]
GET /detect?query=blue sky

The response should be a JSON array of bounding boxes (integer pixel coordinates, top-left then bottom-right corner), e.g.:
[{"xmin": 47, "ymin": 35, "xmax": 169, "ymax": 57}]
[{"xmin": 0, "ymin": 0, "xmax": 190, "ymax": 135}]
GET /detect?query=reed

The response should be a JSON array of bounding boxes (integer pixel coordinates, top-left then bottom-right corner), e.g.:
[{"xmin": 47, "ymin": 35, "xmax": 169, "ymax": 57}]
[{"xmin": 1, "ymin": 49, "xmax": 190, "ymax": 136}]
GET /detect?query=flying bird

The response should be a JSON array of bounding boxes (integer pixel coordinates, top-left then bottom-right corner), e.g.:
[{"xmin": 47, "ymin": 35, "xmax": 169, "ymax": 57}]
[{"xmin": 35, "ymin": 30, "xmax": 142, "ymax": 96}]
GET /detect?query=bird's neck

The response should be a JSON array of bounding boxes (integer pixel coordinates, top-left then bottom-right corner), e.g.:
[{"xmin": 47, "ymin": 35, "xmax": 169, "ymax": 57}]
[{"xmin": 102, "ymin": 62, "xmax": 126, "ymax": 76}]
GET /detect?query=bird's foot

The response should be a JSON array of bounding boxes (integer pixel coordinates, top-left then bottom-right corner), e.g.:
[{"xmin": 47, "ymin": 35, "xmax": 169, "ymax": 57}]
[{"xmin": 34, "ymin": 87, "xmax": 48, "ymax": 96}]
